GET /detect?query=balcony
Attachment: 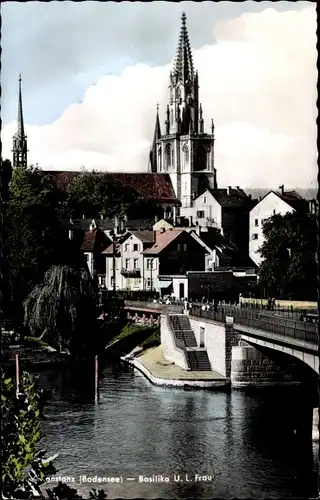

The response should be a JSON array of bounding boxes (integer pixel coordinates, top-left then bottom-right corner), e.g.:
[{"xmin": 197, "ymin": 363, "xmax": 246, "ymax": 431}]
[
  {"xmin": 196, "ymin": 216, "xmax": 218, "ymax": 228},
  {"xmin": 121, "ymin": 268, "xmax": 141, "ymax": 278}
]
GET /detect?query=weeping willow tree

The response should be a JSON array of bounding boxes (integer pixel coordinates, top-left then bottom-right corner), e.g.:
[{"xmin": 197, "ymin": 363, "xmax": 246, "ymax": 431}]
[{"xmin": 24, "ymin": 265, "xmax": 99, "ymax": 355}]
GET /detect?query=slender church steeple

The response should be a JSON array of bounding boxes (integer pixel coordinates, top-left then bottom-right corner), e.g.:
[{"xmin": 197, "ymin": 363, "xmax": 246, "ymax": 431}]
[
  {"xmin": 12, "ymin": 74, "xmax": 28, "ymax": 168},
  {"xmin": 148, "ymin": 104, "xmax": 162, "ymax": 172}
]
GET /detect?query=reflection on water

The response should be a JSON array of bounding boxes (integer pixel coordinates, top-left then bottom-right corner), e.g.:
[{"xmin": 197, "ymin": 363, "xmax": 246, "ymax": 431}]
[{"xmin": 37, "ymin": 362, "xmax": 318, "ymax": 499}]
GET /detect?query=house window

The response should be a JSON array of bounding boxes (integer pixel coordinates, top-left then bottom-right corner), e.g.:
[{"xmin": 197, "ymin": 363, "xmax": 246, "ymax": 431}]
[
  {"xmin": 204, "ymin": 196, "xmax": 206, "ymax": 204},
  {"xmin": 252, "ymin": 234, "xmax": 258, "ymax": 240},
  {"xmin": 111, "ymin": 277, "xmax": 115, "ymax": 287},
  {"xmin": 197, "ymin": 210, "xmax": 205, "ymax": 218},
  {"xmin": 85, "ymin": 254, "xmax": 89, "ymax": 261},
  {"xmin": 183, "ymin": 243, "xmax": 187, "ymax": 251},
  {"xmin": 133, "ymin": 244, "xmax": 139, "ymax": 252},
  {"xmin": 255, "ymin": 219, "xmax": 258, "ymax": 226},
  {"xmin": 133, "ymin": 259, "xmax": 139, "ymax": 269},
  {"xmin": 125, "ymin": 258, "xmax": 130, "ymax": 269},
  {"xmin": 147, "ymin": 278, "xmax": 151, "ymax": 288},
  {"xmin": 124, "ymin": 244, "xmax": 129, "ymax": 252},
  {"xmin": 273, "ymin": 209, "xmax": 276, "ymax": 215},
  {"xmin": 99, "ymin": 276, "xmax": 106, "ymax": 287},
  {"xmin": 146, "ymin": 259, "xmax": 154, "ymax": 270}
]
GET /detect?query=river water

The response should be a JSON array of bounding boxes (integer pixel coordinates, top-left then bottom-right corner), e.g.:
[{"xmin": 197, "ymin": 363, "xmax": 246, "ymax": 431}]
[{"xmin": 37, "ymin": 362, "xmax": 318, "ymax": 499}]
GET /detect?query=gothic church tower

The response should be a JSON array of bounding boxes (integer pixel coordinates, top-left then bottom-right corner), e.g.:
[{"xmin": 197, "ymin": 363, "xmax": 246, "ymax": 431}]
[
  {"xmin": 149, "ymin": 12, "xmax": 217, "ymax": 215},
  {"xmin": 12, "ymin": 75, "xmax": 28, "ymax": 168}
]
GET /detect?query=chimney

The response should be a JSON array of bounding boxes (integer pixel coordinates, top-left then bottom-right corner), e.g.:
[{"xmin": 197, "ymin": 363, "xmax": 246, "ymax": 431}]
[
  {"xmin": 228, "ymin": 186, "xmax": 232, "ymax": 195},
  {"xmin": 82, "ymin": 214, "xmax": 85, "ymax": 219},
  {"xmin": 188, "ymin": 215, "xmax": 193, "ymax": 227},
  {"xmin": 279, "ymin": 184, "xmax": 284, "ymax": 195},
  {"xmin": 248, "ymin": 194, "xmax": 252, "ymax": 200},
  {"xmin": 160, "ymin": 227, "xmax": 166, "ymax": 234},
  {"xmin": 236, "ymin": 186, "xmax": 240, "ymax": 191},
  {"xmin": 196, "ymin": 224, "xmax": 201, "ymax": 236}
]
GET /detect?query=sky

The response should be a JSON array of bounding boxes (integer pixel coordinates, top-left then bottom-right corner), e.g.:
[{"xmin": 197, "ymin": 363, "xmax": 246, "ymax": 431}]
[{"xmin": 1, "ymin": 1, "xmax": 317, "ymax": 189}]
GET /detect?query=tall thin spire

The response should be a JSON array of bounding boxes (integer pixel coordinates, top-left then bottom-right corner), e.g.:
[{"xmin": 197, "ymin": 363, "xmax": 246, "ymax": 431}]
[
  {"xmin": 12, "ymin": 74, "xmax": 28, "ymax": 168},
  {"xmin": 17, "ymin": 74, "xmax": 25, "ymax": 138},
  {"xmin": 172, "ymin": 12, "xmax": 194, "ymax": 83},
  {"xmin": 149, "ymin": 104, "xmax": 162, "ymax": 172}
]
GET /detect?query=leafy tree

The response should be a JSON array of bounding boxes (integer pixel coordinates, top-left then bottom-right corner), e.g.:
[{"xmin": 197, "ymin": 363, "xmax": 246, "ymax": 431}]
[
  {"xmin": 64, "ymin": 171, "xmax": 140, "ymax": 218},
  {"xmin": 1, "ymin": 371, "xmax": 56, "ymax": 499},
  {"xmin": 0, "ymin": 158, "xmax": 13, "ymax": 202},
  {"xmin": 1, "ymin": 371, "xmax": 106, "ymax": 499},
  {"xmin": 3, "ymin": 165, "xmax": 80, "ymax": 330},
  {"xmin": 258, "ymin": 211, "xmax": 317, "ymax": 300},
  {"xmin": 24, "ymin": 265, "xmax": 99, "ymax": 355}
]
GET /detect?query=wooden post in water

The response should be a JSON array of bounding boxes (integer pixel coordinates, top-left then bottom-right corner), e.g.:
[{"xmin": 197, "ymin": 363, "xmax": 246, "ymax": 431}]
[
  {"xmin": 15, "ymin": 353, "xmax": 20, "ymax": 397},
  {"xmin": 94, "ymin": 355, "xmax": 99, "ymax": 404}
]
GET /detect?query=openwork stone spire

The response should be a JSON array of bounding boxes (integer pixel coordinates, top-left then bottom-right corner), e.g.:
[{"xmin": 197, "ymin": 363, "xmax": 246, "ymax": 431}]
[{"xmin": 172, "ymin": 12, "xmax": 194, "ymax": 82}]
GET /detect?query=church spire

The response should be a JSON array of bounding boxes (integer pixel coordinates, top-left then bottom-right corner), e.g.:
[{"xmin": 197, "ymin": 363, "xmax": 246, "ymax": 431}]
[
  {"xmin": 172, "ymin": 12, "xmax": 194, "ymax": 83},
  {"xmin": 12, "ymin": 74, "xmax": 28, "ymax": 168},
  {"xmin": 149, "ymin": 104, "xmax": 162, "ymax": 172}
]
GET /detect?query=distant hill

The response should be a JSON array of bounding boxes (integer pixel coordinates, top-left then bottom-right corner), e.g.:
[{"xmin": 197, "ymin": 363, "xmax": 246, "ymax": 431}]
[{"xmin": 243, "ymin": 188, "xmax": 317, "ymax": 201}]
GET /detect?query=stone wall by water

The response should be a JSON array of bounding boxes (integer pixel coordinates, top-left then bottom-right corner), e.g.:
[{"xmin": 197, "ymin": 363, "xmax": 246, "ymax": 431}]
[
  {"xmin": 160, "ymin": 314, "xmax": 189, "ymax": 370},
  {"xmin": 231, "ymin": 343, "xmax": 298, "ymax": 387}
]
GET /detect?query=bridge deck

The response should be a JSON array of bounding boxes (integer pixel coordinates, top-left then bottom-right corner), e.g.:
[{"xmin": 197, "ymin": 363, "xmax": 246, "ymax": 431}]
[{"xmin": 235, "ymin": 324, "xmax": 317, "ymax": 353}]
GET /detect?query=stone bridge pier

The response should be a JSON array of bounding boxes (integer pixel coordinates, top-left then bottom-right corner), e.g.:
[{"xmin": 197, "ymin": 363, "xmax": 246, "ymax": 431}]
[{"xmin": 188, "ymin": 313, "xmax": 318, "ymax": 444}]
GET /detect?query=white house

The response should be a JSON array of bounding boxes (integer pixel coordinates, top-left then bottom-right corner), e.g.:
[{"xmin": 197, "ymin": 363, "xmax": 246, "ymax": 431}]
[
  {"xmin": 249, "ymin": 188, "xmax": 307, "ymax": 266},
  {"xmin": 191, "ymin": 189, "xmax": 222, "ymax": 229},
  {"xmin": 103, "ymin": 231, "xmax": 155, "ymax": 290}
]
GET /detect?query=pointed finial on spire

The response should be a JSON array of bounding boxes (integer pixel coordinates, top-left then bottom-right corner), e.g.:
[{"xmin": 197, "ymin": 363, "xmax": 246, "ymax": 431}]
[
  {"xmin": 172, "ymin": 11, "xmax": 194, "ymax": 83},
  {"xmin": 211, "ymin": 118, "xmax": 215, "ymax": 134},
  {"xmin": 156, "ymin": 102, "xmax": 159, "ymax": 112}
]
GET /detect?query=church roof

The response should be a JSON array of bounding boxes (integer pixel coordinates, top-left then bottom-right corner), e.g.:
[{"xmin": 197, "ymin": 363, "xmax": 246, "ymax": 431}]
[{"xmin": 44, "ymin": 171, "xmax": 179, "ymax": 203}]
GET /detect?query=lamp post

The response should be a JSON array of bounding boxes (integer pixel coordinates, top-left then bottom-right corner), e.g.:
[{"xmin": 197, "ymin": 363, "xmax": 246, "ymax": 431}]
[{"xmin": 112, "ymin": 215, "xmax": 118, "ymax": 293}]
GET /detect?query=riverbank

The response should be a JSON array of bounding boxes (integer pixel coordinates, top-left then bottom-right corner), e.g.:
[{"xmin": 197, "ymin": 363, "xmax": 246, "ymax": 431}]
[
  {"xmin": 122, "ymin": 346, "xmax": 228, "ymax": 389},
  {"xmin": 1, "ymin": 345, "xmax": 68, "ymax": 371}
]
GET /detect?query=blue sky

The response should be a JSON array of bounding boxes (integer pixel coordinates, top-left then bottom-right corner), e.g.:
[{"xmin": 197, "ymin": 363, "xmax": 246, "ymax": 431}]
[
  {"xmin": 1, "ymin": 1, "xmax": 317, "ymax": 188},
  {"xmin": 2, "ymin": 1, "xmax": 310, "ymax": 126}
]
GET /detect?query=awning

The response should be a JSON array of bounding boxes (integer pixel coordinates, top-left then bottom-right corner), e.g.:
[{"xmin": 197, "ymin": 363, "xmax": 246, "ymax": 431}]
[{"xmin": 155, "ymin": 280, "xmax": 172, "ymax": 289}]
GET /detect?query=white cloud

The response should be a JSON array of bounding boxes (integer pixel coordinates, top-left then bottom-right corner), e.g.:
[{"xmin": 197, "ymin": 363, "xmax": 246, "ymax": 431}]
[{"xmin": 2, "ymin": 6, "xmax": 317, "ymax": 188}]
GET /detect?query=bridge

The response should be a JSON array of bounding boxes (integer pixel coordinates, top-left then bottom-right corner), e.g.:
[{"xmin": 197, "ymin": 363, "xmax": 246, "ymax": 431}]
[
  {"xmin": 123, "ymin": 300, "xmax": 318, "ymax": 374},
  {"xmin": 123, "ymin": 299, "xmax": 318, "ymax": 441}
]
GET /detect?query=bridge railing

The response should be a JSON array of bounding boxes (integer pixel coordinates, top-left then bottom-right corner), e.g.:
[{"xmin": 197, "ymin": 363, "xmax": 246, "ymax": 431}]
[{"xmin": 190, "ymin": 306, "xmax": 318, "ymax": 345}]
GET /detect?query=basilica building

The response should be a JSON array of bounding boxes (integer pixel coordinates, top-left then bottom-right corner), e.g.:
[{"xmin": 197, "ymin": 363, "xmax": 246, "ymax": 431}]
[
  {"xmin": 12, "ymin": 13, "xmax": 217, "ymax": 220},
  {"xmin": 148, "ymin": 12, "xmax": 217, "ymax": 216}
]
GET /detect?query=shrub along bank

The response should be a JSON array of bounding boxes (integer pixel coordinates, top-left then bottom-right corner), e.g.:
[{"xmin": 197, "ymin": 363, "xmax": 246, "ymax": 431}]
[{"xmin": 107, "ymin": 324, "xmax": 160, "ymax": 355}]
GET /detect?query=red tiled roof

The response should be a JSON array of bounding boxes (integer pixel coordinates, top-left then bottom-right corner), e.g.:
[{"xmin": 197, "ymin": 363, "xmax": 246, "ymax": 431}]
[
  {"xmin": 44, "ymin": 171, "xmax": 178, "ymax": 203},
  {"xmin": 143, "ymin": 229, "xmax": 184, "ymax": 255},
  {"xmin": 81, "ymin": 228, "xmax": 111, "ymax": 252}
]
